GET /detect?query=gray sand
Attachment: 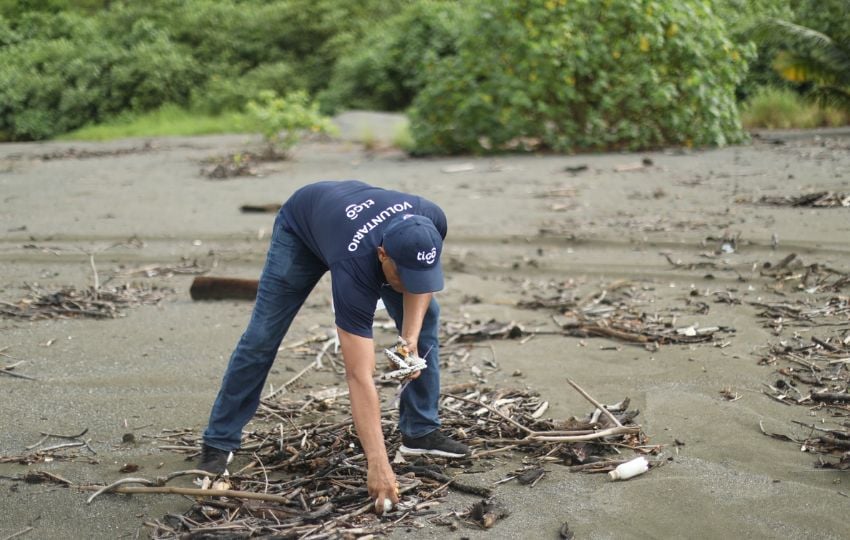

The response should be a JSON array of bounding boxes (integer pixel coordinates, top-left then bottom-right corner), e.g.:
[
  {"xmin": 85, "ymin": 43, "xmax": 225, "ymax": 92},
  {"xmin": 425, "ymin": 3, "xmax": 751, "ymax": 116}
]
[{"xmin": 1, "ymin": 120, "xmax": 849, "ymax": 539}]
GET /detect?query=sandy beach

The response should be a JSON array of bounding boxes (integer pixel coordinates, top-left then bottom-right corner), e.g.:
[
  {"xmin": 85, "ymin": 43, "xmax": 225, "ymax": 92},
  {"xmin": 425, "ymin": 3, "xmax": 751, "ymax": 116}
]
[{"xmin": 1, "ymin": 119, "xmax": 849, "ymax": 539}]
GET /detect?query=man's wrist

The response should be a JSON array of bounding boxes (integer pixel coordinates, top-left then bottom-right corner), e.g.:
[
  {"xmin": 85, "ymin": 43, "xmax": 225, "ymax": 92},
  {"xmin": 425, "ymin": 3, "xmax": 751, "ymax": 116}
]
[
  {"xmin": 367, "ymin": 453, "xmax": 391, "ymax": 469},
  {"xmin": 400, "ymin": 335, "xmax": 419, "ymax": 352}
]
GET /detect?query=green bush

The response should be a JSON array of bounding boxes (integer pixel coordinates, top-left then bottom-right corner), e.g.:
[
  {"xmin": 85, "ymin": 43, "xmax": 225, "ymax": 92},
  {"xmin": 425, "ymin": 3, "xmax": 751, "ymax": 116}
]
[
  {"xmin": 0, "ymin": 14, "xmax": 18, "ymax": 46},
  {"xmin": 319, "ymin": 1, "xmax": 469, "ymax": 112},
  {"xmin": 192, "ymin": 61, "xmax": 308, "ymax": 115},
  {"xmin": 246, "ymin": 90, "xmax": 335, "ymax": 157},
  {"xmin": 409, "ymin": 0, "xmax": 753, "ymax": 154},
  {"xmin": 792, "ymin": 0, "xmax": 850, "ymax": 47},
  {"xmin": 0, "ymin": 12, "xmax": 200, "ymax": 140},
  {"xmin": 268, "ymin": 0, "xmax": 415, "ymax": 93},
  {"xmin": 99, "ymin": 0, "xmax": 411, "ymax": 93},
  {"xmin": 0, "ymin": 0, "xmax": 414, "ymax": 139},
  {"xmin": 0, "ymin": 0, "xmax": 109, "ymax": 17}
]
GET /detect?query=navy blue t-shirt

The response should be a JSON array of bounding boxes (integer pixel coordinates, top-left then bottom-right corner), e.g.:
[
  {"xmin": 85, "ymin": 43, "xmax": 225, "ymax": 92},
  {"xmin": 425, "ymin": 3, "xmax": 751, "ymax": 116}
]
[{"xmin": 280, "ymin": 180, "xmax": 447, "ymax": 338}]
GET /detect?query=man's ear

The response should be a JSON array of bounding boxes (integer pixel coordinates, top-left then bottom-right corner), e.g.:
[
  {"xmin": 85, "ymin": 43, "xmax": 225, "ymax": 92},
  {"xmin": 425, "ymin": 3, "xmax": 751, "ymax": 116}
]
[{"xmin": 377, "ymin": 246, "xmax": 388, "ymax": 262}]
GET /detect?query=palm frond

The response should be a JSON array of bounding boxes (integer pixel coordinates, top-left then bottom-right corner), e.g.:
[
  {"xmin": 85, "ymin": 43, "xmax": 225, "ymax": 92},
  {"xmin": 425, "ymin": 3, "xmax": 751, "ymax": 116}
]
[
  {"xmin": 754, "ymin": 18, "xmax": 834, "ymax": 50},
  {"xmin": 773, "ymin": 52, "xmax": 850, "ymax": 86},
  {"xmin": 754, "ymin": 18, "xmax": 850, "ymax": 76}
]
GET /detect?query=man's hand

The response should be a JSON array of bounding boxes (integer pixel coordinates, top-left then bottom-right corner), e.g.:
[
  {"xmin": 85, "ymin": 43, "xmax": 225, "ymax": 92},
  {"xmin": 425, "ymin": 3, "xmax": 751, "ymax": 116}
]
[
  {"xmin": 367, "ymin": 461, "xmax": 399, "ymax": 514},
  {"xmin": 383, "ymin": 337, "xmax": 426, "ymax": 381},
  {"xmin": 398, "ymin": 337, "xmax": 421, "ymax": 381}
]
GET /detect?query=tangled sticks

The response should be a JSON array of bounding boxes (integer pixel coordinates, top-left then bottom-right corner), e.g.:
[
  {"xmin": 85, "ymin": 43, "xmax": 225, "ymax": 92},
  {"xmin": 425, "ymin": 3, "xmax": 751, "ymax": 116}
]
[{"xmin": 81, "ymin": 381, "xmax": 651, "ymax": 538}]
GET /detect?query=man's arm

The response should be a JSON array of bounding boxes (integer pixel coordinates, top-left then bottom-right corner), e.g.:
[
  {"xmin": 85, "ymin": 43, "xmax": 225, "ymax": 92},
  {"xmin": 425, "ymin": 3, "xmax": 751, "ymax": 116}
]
[{"xmin": 336, "ymin": 326, "xmax": 398, "ymax": 511}]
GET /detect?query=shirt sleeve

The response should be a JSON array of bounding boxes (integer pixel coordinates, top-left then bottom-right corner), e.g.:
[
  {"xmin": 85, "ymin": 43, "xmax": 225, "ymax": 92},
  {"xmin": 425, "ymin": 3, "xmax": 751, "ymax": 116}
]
[
  {"xmin": 417, "ymin": 197, "xmax": 448, "ymax": 239},
  {"xmin": 331, "ymin": 264, "xmax": 378, "ymax": 338}
]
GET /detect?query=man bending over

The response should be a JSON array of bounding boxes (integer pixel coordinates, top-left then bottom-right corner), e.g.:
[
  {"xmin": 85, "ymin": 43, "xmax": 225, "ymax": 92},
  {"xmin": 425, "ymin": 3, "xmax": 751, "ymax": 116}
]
[{"xmin": 198, "ymin": 180, "xmax": 468, "ymax": 509}]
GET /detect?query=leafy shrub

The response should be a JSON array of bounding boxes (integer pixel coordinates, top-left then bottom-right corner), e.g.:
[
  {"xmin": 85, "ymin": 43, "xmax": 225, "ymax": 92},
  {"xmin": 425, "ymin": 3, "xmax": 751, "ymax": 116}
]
[
  {"xmin": 0, "ymin": 13, "xmax": 200, "ymax": 140},
  {"xmin": 268, "ymin": 0, "xmax": 415, "ymax": 93},
  {"xmin": 192, "ymin": 61, "xmax": 308, "ymax": 115},
  {"xmin": 246, "ymin": 90, "xmax": 335, "ymax": 157},
  {"xmin": 0, "ymin": 0, "xmax": 414, "ymax": 139},
  {"xmin": 408, "ymin": 0, "xmax": 753, "ymax": 154},
  {"xmin": 0, "ymin": 14, "xmax": 18, "ymax": 46},
  {"xmin": 98, "ymin": 0, "xmax": 411, "ymax": 93},
  {"xmin": 0, "ymin": 0, "xmax": 109, "ymax": 18},
  {"xmin": 319, "ymin": 1, "xmax": 469, "ymax": 112},
  {"xmin": 792, "ymin": 0, "xmax": 850, "ymax": 48}
]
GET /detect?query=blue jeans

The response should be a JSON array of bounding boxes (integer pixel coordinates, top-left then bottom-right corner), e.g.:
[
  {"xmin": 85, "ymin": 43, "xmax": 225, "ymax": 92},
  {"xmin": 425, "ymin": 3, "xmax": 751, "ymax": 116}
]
[
  {"xmin": 379, "ymin": 286, "xmax": 442, "ymax": 439},
  {"xmin": 203, "ymin": 215, "xmax": 441, "ymax": 451}
]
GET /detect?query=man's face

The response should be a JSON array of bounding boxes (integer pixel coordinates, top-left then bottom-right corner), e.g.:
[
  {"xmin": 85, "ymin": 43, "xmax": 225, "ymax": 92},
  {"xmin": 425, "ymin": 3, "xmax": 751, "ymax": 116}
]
[{"xmin": 378, "ymin": 246, "xmax": 405, "ymax": 293}]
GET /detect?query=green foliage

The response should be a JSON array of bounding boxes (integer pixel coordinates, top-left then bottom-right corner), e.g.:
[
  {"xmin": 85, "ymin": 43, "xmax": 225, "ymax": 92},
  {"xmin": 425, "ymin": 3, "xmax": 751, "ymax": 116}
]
[
  {"xmin": 246, "ymin": 90, "xmax": 335, "ymax": 156},
  {"xmin": 791, "ymin": 0, "xmax": 850, "ymax": 48},
  {"xmin": 0, "ymin": 15, "xmax": 19, "ymax": 46},
  {"xmin": 712, "ymin": 0, "xmax": 793, "ymax": 100},
  {"xmin": 320, "ymin": 1, "xmax": 469, "ymax": 112},
  {"xmin": 409, "ymin": 0, "xmax": 752, "ymax": 154},
  {"xmin": 192, "ymin": 62, "xmax": 308, "ymax": 115},
  {"xmin": 0, "ymin": 0, "xmax": 415, "ymax": 140},
  {"xmin": 0, "ymin": 0, "xmax": 109, "ymax": 18},
  {"xmin": 754, "ymin": 1, "xmax": 850, "ymax": 112},
  {"xmin": 98, "ymin": 0, "xmax": 410, "ymax": 93},
  {"xmin": 0, "ymin": 11, "xmax": 200, "ymax": 140},
  {"xmin": 741, "ymin": 86, "xmax": 849, "ymax": 128},
  {"xmin": 713, "ymin": 0, "xmax": 791, "ymax": 36}
]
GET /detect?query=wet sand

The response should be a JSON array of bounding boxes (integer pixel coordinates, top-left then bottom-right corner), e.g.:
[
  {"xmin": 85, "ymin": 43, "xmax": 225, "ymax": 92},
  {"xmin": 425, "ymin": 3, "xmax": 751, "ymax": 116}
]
[{"xmin": 1, "ymin": 121, "xmax": 850, "ymax": 539}]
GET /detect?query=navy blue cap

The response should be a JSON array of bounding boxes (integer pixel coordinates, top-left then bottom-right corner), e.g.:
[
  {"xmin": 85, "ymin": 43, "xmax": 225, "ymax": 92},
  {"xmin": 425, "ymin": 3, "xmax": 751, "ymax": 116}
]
[{"xmin": 382, "ymin": 214, "xmax": 444, "ymax": 293}]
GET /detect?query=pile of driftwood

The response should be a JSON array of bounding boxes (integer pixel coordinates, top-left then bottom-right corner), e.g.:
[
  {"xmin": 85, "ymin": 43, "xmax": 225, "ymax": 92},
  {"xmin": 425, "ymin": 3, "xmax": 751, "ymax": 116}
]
[
  {"xmin": 0, "ymin": 428, "xmax": 97, "ymax": 465},
  {"xmin": 0, "ymin": 282, "xmax": 170, "ymax": 320},
  {"xmin": 760, "ymin": 253, "xmax": 850, "ymax": 293},
  {"xmin": 761, "ymin": 419, "xmax": 850, "ymax": 471},
  {"xmin": 84, "ymin": 381, "xmax": 651, "ymax": 538},
  {"xmin": 751, "ymin": 296, "xmax": 849, "ymax": 334},
  {"xmin": 517, "ymin": 280, "xmax": 733, "ymax": 348},
  {"xmin": 759, "ymin": 331, "xmax": 850, "ymax": 411},
  {"xmin": 755, "ymin": 191, "xmax": 850, "ymax": 208},
  {"xmin": 751, "ymin": 251, "xmax": 850, "ymax": 468},
  {"xmin": 760, "ymin": 324, "xmax": 850, "ymax": 470}
]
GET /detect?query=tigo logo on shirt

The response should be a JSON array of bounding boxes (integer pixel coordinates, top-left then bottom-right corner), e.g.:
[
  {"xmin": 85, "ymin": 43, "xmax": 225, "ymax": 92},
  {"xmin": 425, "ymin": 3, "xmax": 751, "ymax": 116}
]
[{"xmin": 345, "ymin": 199, "xmax": 375, "ymax": 220}]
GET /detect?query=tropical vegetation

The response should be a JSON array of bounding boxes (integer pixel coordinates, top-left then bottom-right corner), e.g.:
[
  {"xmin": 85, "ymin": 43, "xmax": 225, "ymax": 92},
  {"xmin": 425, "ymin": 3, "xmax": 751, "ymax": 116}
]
[{"xmin": 0, "ymin": 0, "xmax": 847, "ymax": 150}]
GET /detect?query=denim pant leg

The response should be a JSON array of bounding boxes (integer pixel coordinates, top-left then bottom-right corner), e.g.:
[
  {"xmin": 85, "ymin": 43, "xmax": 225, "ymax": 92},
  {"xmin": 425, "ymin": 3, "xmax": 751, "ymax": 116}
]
[
  {"xmin": 380, "ymin": 287, "xmax": 441, "ymax": 438},
  {"xmin": 203, "ymin": 222, "xmax": 327, "ymax": 451}
]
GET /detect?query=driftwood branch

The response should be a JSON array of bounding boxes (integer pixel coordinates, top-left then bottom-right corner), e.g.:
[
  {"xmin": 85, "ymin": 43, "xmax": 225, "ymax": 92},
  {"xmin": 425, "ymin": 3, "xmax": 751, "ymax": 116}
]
[
  {"xmin": 84, "ymin": 482, "xmax": 296, "ymax": 505},
  {"xmin": 529, "ymin": 425, "xmax": 641, "ymax": 442},
  {"xmin": 439, "ymin": 392, "xmax": 534, "ymax": 435},
  {"xmin": 1, "ymin": 527, "xmax": 34, "ymax": 540},
  {"xmin": 566, "ymin": 378, "xmax": 623, "ymax": 428},
  {"xmin": 0, "ymin": 362, "xmax": 36, "ymax": 380}
]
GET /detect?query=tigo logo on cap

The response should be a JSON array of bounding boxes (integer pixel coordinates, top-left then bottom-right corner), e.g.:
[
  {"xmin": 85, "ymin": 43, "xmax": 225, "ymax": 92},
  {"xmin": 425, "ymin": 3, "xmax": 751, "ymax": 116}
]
[{"xmin": 382, "ymin": 214, "xmax": 444, "ymax": 293}]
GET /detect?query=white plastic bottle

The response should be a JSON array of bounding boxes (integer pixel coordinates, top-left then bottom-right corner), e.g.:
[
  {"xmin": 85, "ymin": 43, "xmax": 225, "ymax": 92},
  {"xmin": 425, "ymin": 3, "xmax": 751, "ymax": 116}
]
[{"xmin": 608, "ymin": 456, "xmax": 649, "ymax": 480}]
